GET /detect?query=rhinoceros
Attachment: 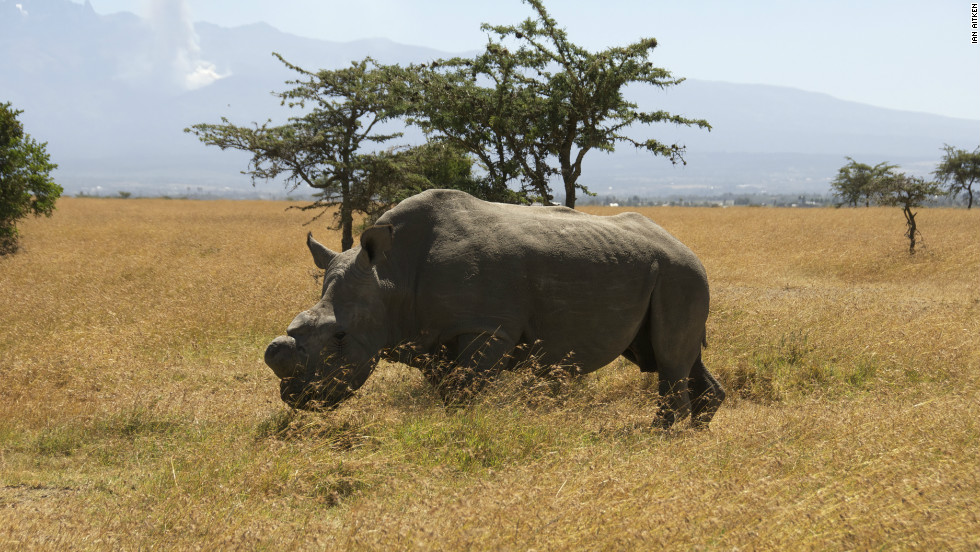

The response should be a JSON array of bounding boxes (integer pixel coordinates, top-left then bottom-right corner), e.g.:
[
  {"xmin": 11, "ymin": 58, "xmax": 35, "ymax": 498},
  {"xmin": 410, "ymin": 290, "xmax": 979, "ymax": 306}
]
[{"xmin": 264, "ymin": 189, "xmax": 725, "ymax": 429}]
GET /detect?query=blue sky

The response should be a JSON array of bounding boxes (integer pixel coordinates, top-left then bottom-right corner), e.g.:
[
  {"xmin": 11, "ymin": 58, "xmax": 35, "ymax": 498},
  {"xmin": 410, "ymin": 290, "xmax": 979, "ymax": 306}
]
[{"xmin": 72, "ymin": 0, "xmax": 980, "ymax": 120}]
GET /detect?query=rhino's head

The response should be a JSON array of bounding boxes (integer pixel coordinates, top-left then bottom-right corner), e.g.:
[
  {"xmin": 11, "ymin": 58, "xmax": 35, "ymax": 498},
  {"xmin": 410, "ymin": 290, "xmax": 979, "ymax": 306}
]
[{"xmin": 264, "ymin": 226, "xmax": 393, "ymax": 410}]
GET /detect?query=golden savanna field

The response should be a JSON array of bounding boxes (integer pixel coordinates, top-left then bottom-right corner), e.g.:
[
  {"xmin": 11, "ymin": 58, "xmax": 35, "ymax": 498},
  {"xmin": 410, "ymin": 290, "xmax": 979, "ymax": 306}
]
[{"xmin": 2, "ymin": 198, "xmax": 978, "ymax": 549}]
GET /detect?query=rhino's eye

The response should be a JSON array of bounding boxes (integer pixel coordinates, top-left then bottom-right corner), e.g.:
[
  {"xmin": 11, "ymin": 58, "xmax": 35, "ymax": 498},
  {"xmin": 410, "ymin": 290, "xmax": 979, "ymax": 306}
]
[{"xmin": 334, "ymin": 331, "xmax": 346, "ymax": 341}]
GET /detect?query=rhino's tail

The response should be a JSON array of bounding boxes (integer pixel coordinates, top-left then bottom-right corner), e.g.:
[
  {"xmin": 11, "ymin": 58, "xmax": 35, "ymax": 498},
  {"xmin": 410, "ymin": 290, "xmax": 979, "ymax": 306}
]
[{"xmin": 701, "ymin": 329, "xmax": 708, "ymax": 349}]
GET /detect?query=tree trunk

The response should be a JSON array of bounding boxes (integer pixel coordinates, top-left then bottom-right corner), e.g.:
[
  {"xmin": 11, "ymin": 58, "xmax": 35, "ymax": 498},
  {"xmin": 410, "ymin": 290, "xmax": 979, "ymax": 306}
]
[
  {"xmin": 904, "ymin": 206, "xmax": 917, "ymax": 255},
  {"xmin": 563, "ymin": 176, "xmax": 576, "ymax": 208},
  {"xmin": 340, "ymin": 180, "xmax": 354, "ymax": 252},
  {"xmin": 558, "ymin": 133, "xmax": 578, "ymax": 208},
  {"xmin": 0, "ymin": 222, "xmax": 20, "ymax": 255},
  {"xmin": 560, "ymin": 154, "xmax": 582, "ymax": 208}
]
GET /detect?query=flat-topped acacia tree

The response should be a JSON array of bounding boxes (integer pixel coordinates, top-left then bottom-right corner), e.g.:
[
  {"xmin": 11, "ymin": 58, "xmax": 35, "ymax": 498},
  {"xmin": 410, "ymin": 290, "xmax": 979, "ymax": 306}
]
[
  {"xmin": 876, "ymin": 173, "xmax": 942, "ymax": 255},
  {"xmin": 187, "ymin": 55, "xmax": 404, "ymax": 251},
  {"xmin": 830, "ymin": 157, "xmax": 898, "ymax": 208}
]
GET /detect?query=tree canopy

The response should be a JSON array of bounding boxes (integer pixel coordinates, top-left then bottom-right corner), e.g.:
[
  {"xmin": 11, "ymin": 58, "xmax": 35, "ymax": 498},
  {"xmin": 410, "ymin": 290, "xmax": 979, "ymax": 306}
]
[
  {"xmin": 830, "ymin": 157, "xmax": 898, "ymax": 207},
  {"xmin": 402, "ymin": 0, "xmax": 710, "ymax": 207},
  {"xmin": 394, "ymin": 58, "xmax": 543, "ymax": 204},
  {"xmin": 933, "ymin": 144, "xmax": 980, "ymax": 209},
  {"xmin": 1, "ymin": 102, "xmax": 61, "ymax": 255}
]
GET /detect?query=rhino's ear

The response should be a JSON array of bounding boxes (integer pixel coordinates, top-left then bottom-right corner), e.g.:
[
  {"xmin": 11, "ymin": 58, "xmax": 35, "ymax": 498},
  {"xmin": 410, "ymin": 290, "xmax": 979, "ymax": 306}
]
[
  {"xmin": 307, "ymin": 232, "xmax": 338, "ymax": 269},
  {"xmin": 356, "ymin": 224, "xmax": 393, "ymax": 270}
]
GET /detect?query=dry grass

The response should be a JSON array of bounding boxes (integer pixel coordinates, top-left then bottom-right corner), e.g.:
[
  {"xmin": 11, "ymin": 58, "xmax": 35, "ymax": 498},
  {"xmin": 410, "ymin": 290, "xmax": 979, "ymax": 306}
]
[{"xmin": 1, "ymin": 198, "xmax": 977, "ymax": 550}]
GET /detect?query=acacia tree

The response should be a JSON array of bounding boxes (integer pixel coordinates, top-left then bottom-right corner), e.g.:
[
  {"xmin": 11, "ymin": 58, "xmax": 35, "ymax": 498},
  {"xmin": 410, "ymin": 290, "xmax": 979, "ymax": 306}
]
[
  {"xmin": 876, "ymin": 173, "xmax": 942, "ymax": 255},
  {"xmin": 404, "ymin": 0, "xmax": 710, "ymax": 208},
  {"xmin": 933, "ymin": 144, "xmax": 980, "ymax": 209},
  {"xmin": 1, "ymin": 102, "xmax": 61, "ymax": 255},
  {"xmin": 187, "ymin": 55, "xmax": 403, "ymax": 251},
  {"xmin": 830, "ymin": 157, "xmax": 898, "ymax": 207}
]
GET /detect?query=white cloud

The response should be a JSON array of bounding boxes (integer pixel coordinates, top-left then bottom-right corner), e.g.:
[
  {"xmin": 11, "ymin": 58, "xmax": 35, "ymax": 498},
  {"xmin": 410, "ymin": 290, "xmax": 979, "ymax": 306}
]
[{"xmin": 15, "ymin": 3, "xmax": 28, "ymax": 16}]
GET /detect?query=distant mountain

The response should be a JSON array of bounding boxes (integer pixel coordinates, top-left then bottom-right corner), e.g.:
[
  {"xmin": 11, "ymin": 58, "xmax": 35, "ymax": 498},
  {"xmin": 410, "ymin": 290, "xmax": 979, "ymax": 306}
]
[
  {"xmin": 3, "ymin": 0, "xmax": 977, "ymax": 198},
  {"xmin": 588, "ymin": 81, "xmax": 979, "ymax": 195}
]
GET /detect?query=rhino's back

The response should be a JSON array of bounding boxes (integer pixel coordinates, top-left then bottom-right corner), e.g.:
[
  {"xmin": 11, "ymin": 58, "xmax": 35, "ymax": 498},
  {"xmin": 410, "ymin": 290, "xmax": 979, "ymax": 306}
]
[
  {"xmin": 378, "ymin": 190, "xmax": 706, "ymax": 369},
  {"xmin": 383, "ymin": 189, "xmax": 698, "ymax": 269}
]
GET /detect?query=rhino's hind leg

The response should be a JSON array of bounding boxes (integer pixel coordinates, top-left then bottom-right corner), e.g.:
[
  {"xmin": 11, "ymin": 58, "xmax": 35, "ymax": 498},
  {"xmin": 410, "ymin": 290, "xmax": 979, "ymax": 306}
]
[
  {"xmin": 654, "ymin": 377, "xmax": 692, "ymax": 431},
  {"xmin": 689, "ymin": 355, "xmax": 725, "ymax": 429},
  {"xmin": 626, "ymin": 331, "xmax": 692, "ymax": 430},
  {"xmin": 629, "ymin": 281, "xmax": 713, "ymax": 429}
]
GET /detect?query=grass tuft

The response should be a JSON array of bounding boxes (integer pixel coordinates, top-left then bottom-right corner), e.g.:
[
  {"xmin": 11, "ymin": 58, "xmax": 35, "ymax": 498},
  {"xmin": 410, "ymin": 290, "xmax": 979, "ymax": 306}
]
[
  {"xmin": 95, "ymin": 404, "xmax": 183, "ymax": 439},
  {"xmin": 33, "ymin": 425, "xmax": 86, "ymax": 457}
]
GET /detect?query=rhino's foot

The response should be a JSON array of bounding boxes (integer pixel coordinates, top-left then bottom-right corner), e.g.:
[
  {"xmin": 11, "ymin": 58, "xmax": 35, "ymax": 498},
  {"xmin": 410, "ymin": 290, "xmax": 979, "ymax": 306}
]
[
  {"xmin": 690, "ymin": 391, "xmax": 725, "ymax": 430},
  {"xmin": 689, "ymin": 358, "xmax": 725, "ymax": 430},
  {"xmin": 653, "ymin": 408, "xmax": 676, "ymax": 431}
]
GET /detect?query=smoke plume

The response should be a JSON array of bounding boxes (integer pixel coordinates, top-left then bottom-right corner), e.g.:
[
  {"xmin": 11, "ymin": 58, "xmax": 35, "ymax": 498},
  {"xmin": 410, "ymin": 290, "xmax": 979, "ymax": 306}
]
[{"xmin": 146, "ymin": 0, "xmax": 227, "ymax": 91}]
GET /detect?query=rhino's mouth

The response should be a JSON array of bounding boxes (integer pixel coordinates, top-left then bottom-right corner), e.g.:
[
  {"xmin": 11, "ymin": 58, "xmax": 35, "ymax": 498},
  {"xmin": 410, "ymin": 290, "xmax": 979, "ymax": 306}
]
[
  {"xmin": 278, "ymin": 374, "xmax": 357, "ymax": 411},
  {"xmin": 279, "ymin": 359, "xmax": 379, "ymax": 410}
]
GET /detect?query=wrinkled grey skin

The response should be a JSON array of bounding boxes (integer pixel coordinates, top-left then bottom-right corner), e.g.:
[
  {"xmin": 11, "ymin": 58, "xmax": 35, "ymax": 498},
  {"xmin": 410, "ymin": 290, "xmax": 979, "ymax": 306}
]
[{"xmin": 265, "ymin": 189, "xmax": 725, "ymax": 429}]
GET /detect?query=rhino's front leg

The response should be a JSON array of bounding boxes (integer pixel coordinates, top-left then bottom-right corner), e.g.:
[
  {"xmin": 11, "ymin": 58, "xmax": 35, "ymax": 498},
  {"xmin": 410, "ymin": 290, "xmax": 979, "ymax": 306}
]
[{"xmin": 431, "ymin": 331, "xmax": 516, "ymax": 407}]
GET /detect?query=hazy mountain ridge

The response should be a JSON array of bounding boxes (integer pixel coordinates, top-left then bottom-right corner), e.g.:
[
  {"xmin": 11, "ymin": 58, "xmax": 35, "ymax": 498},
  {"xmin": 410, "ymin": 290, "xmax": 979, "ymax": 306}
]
[{"xmin": 2, "ymin": 0, "xmax": 976, "ymax": 197}]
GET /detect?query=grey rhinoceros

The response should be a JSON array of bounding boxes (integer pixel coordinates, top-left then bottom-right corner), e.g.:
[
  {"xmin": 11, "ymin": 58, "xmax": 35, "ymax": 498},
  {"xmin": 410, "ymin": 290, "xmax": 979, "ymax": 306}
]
[{"xmin": 265, "ymin": 189, "xmax": 725, "ymax": 429}]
